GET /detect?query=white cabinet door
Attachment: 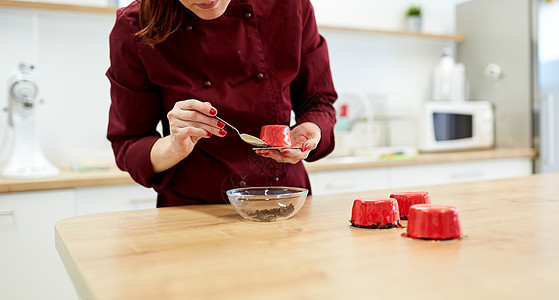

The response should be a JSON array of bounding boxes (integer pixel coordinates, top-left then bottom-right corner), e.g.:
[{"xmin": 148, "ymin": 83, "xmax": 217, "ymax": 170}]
[
  {"xmin": 389, "ymin": 158, "xmax": 532, "ymax": 189},
  {"xmin": 74, "ymin": 184, "xmax": 157, "ymax": 215},
  {"xmin": 0, "ymin": 190, "xmax": 78, "ymax": 300},
  {"xmin": 309, "ymin": 168, "xmax": 390, "ymax": 195}
]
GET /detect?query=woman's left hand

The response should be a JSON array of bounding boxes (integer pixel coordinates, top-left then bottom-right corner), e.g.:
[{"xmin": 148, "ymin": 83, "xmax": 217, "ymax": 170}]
[{"xmin": 255, "ymin": 122, "xmax": 321, "ymax": 164}]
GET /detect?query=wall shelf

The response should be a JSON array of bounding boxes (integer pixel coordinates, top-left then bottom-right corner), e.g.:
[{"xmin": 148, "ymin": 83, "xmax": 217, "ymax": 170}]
[
  {"xmin": 0, "ymin": 0, "xmax": 116, "ymax": 14},
  {"xmin": 0, "ymin": 0, "xmax": 465, "ymax": 43},
  {"xmin": 318, "ymin": 24, "xmax": 465, "ymax": 42}
]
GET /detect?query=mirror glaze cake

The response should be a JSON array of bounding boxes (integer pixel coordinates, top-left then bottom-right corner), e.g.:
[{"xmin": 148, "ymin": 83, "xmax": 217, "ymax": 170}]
[
  {"xmin": 350, "ymin": 198, "xmax": 401, "ymax": 229},
  {"xmin": 406, "ymin": 204, "xmax": 462, "ymax": 240},
  {"xmin": 260, "ymin": 125, "xmax": 292, "ymax": 147},
  {"xmin": 389, "ymin": 191, "xmax": 431, "ymax": 220}
]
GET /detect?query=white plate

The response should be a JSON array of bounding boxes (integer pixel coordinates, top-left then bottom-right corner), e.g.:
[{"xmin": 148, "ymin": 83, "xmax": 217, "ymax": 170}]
[{"xmin": 252, "ymin": 146, "xmax": 302, "ymax": 150}]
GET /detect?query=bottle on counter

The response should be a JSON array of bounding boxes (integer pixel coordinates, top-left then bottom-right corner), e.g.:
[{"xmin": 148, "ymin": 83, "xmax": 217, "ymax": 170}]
[
  {"xmin": 332, "ymin": 103, "xmax": 353, "ymax": 157},
  {"xmin": 432, "ymin": 47, "xmax": 468, "ymax": 102}
]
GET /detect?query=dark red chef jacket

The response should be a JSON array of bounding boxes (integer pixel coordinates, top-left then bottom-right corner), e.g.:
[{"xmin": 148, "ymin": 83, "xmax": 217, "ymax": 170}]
[{"xmin": 106, "ymin": 0, "xmax": 337, "ymax": 207}]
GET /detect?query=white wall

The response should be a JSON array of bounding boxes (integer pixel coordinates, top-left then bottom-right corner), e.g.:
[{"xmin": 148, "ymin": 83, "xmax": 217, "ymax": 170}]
[
  {"xmin": 0, "ymin": 0, "xmax": 467, "ymax": 169},
  {"xmin": 313, "ymin": 0, "xmax": 471, "ymax": 101},
  {"xmin": 0, "ymin": 8, "xmax": 116, "ymax": 169}
]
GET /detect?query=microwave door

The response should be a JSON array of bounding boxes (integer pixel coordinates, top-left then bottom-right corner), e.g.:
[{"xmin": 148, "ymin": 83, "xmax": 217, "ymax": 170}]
[{"xmin": 433, "ymin": 113, "xmax": 474, "ymax": 141}]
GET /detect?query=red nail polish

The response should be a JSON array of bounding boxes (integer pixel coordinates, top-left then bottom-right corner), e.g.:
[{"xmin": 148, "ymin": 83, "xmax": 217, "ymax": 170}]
[
  {"xmin": 304, "ymin": 144, "xmax": 311, "ymax": 151},
  {"xmin": 217, "ymin": 120, "xmax": 225, "ymax": 128},
  {"xmin": 261, "ymin": 151, "xmax": 270, "ymax": 155},
  {"xmin": 209, "ymin": 108, "xmax": 217, "ymax": 115},
  {"xmin": 207, "ymin": 132, "xmax": 212, "ymax": 137},
  {"xmin": 219, "ymin": 129, "xmax": 227, "ymax": 135}
]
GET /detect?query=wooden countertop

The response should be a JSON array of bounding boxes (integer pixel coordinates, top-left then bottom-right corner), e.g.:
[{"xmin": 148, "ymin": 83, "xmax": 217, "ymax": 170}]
[
  {"xmin": 55, "ymin": 173, "xmax": 559, "ymax": 300},
  {"xmin": 0, "ymin": 168, "xmax": 135, "ymax": 193},
  {"xmin": 0, "ymin": 148, "xmax": 536, "ymax": 193}
]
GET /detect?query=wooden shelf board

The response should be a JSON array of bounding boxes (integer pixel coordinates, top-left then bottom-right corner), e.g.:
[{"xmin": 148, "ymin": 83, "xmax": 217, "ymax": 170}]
[
  {"xmin": 0, "ymin": 0, "xmax": 116, "ymax": 14},
  {"xmin": 318, "ymin": 24, "xmax": 465, "ymax": 42},
  {"xmin": 0, "ymin": 0, "xmax": 465, "ymax": 43}
]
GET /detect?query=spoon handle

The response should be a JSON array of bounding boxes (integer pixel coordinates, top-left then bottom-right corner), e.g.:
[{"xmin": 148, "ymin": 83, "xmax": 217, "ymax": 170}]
[{"xmin": 215, "ymin": 116, "xmax": 240, "ymax": 136}]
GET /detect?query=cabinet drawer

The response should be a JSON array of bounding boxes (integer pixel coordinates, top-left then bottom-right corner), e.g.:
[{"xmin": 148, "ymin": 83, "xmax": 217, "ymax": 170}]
[
  {"xmin": 0, "ymin": 190, "xmax": 77, "ymax": 299},
  {"xmin": 74, "ymin": 184, "xmax": 157, "ymax": 215},
  {"xmin": 309, "ymin": 168, "xmax": 389, "ymax": 195},
  {"xmin": 390, "ymin": 158, "xmax": 532, "ymax": 189}
]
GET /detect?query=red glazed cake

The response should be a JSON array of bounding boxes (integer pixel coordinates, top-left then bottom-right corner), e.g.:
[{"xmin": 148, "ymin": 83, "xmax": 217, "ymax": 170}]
[
  {"xmin": 350, "ymin": 198, "xmax": 401, "ymax": 229},
  {"xmin": 406, "ymin": 204, "xmax": 462, "ymax": 240},
  {"xmin": 389, "ymin": 191, "xmax": 431, "ymax": 220},
  {"xmin": 260, "ymin": 125, "xmax": 292, "ymax": 147}
]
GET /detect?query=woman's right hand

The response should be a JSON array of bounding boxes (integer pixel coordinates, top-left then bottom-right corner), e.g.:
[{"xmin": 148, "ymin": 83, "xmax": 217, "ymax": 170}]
[
  {"xmin": 167, "ymin": 99, "xmax": 226, "ymax": 155},
  {"xmin": 150, "ymin": 99, "xmax": 226, "ymax": 173}
]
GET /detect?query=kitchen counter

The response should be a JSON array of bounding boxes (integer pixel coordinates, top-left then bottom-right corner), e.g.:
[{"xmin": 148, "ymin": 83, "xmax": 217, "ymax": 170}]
[
  {"xmin": 0, "ymin": 168, "xmax": 134, "ymax": 193},
  {"xmin": 55, "ymin": 173, "xmax": 559, "ymax": 300},
  {"xmin": 0, "ymin": 147, "xmax": 536, "ymax": 193}
]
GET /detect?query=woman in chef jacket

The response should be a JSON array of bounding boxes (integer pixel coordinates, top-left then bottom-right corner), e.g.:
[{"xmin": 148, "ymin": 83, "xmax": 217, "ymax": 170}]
[{"xmin": 106, "ymin": 0, "xmax": 337, "ymax": 207}]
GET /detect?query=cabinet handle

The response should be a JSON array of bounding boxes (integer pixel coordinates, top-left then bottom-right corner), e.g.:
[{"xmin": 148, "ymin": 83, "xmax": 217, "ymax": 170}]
[
  {"xmin": 542, "ymin": 93, "xmax": 555, "ymax": 166},
  {"xmin": 450, "ymin": 171, "xmax": 484, "ymax": 180},
  {"xmin": 129, "ymin": 198, "xmax": 155, "ymax": 205},
  {"xmin": 0, "ymin": 209, "xmax": 15, "ymax": 216},
  {"xmin": 324, "ymin": 182, "xmax": 355, "ymax": 189}
]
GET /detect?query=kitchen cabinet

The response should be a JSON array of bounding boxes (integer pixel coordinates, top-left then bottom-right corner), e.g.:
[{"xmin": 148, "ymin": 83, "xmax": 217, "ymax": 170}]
[
  {"xmin": 310, "ymin": 168, "xmax": 389, "ymax": 195},
  {"xmin": 389, "ymin": 157, "xmax": 532, "ymax": 189},
  {"xmin": 74, "ymin": 184, "xmax": 156, "ymax": 215},
  {"xmin": 0, "ymin": 190, "xmax": 77, "ymax": 300},
  {"xmin": 309, "ymin": 157, "xmax": 532, "ymax": 195},
  {"xmin": 0, "ymin": 183, "xmax": 156, "ymax": 300}
]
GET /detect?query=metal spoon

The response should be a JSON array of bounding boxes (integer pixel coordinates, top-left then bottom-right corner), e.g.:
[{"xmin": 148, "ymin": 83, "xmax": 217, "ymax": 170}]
[{"xmin": 215, "ymin": 116, "xmax": 268, "ymax": 148}]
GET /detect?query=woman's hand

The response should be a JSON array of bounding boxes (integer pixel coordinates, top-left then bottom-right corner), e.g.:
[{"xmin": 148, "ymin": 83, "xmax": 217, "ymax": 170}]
[
  {"xmin": 150, "ymin": 99, "xmax": 226, "ymax": 173},
  {"xmin": 255, "ymin": 122, "xmax": 321, "ymax": 164}
]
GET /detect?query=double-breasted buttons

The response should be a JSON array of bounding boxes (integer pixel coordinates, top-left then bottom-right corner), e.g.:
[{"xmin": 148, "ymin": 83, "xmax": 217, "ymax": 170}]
[
  {"xmin": 256, "ymin": 72, "xmax": 265, "ymax": 81},
  {"xmin": 185, "ymin": 25, "xmax": 193, "ymax": 32},
  {"xmin": 203, "ymin": 81, "xmax": 212, "ymax": 88},
  {"xmin": 239, "ymin": 180, "xmax": 247, "ymax": 187},
  {"xmin": 244, "ymin": 12, "xmax": 252, "ymax": 19},
  {"xmin": 273, "ymin": 177, "xmax": 280, "ymax": 183}
]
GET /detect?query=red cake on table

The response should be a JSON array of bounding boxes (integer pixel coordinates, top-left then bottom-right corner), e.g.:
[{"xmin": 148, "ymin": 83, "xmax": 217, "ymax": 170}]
[
  {"xmin": 389, "ymin": 191, "xmax": 431, "ymax": 220},
  {"xmin": 406, "ymin": 204, "xmax": 462, "ymax": 240},
  {"xmin": 350, "ymin": 198, "xmax": 401, "ymax": 229}
]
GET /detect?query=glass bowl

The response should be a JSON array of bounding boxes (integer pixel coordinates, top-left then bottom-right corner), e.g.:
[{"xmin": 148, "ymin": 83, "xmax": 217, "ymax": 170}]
[{"xmin": 226, "ymin": 186, "xmax": 308, "ymax": 222}]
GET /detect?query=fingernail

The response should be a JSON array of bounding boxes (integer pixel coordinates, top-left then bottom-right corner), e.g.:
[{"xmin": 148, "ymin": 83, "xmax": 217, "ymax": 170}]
[
  {"xmin": 209, "ymin": 108, "xmax": 217, "ymax": 115},
  {"xmin": 219, "ymin": 129, "xmax": 227, "ymax": 136},
  {"xmin": 207, "ymin": 132, "xmax": 212, "ymax": 137},
  {"xmin": 261, "ymin": 151, "xmax": 270, "ymax": 155},
  {"xmin": 280, "ymin": 150, "xmax": 289, "ymax": 155},
  {"xmin": 217, "ymin": 120, "xmax": 225, "ymax": 128},
  {"xmin": 304, "ymin": 144, "xmax": 311, "ymax": 151}
]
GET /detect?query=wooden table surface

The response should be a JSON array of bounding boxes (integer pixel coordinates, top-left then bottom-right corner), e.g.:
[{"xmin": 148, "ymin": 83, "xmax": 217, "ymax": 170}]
[{"xmin": 55, "ymin": 173, "xmax": 559, "ymax": 300}]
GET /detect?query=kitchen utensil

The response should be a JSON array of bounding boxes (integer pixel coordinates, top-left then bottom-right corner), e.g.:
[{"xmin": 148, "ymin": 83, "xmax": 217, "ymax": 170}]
[
  {"xmin": 227, "ymin": 186, "xmax": 308, "ymax": 222},
  {"xmin": 1, "ymin": 62, "xmax": 59, "ymax": 179},
  {"xmin": 215, "ymin": 116, "xmax": 268, "ymax": 147}
]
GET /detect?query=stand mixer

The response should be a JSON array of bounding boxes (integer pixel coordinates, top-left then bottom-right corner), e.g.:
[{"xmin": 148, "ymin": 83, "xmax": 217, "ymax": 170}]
[{"xmin": 1, "ymin": 63, "xmax": 59, "ymax": 179}]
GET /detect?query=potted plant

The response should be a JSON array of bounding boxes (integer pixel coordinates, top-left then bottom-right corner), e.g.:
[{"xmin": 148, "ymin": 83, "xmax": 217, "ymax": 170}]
[{"xmin": 405, "ymin": 5, "xmax": 422, "ymax": 31}]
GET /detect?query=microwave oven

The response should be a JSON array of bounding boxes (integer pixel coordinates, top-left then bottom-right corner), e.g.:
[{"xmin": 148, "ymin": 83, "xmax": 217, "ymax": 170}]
[{"xmin": 419, "ymin": 101, "xmax": 494, "ymax": 152}]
